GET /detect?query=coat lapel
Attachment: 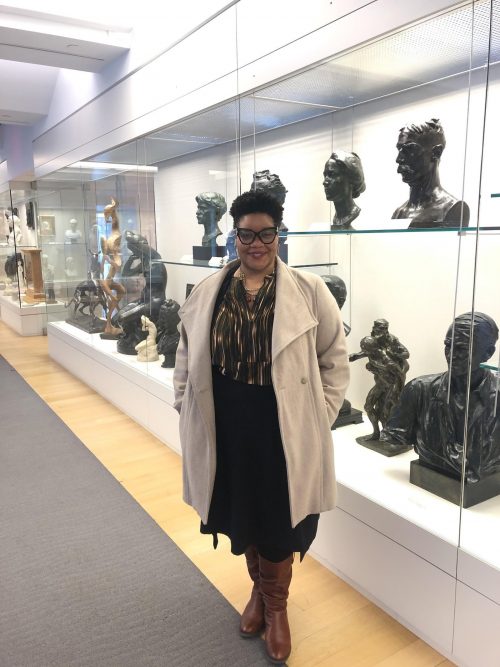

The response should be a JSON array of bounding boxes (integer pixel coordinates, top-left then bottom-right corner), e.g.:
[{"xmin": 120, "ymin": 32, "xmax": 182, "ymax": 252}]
[
  {"xmin": 273, "ymin": 258, "xmax": 318, "ymax": 359},
  {"xmin": 178, "ymin": 261, "xmax": 236, "ymax": 394}
]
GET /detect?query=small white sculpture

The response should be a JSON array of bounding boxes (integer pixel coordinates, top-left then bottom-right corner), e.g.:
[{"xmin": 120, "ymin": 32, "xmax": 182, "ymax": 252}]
[
  {"xmin": 65, "ymin": 218, "xmax": 82, "ymax": 243},
  {"xmin": 1, "ymin": 210, "xmax": 9, "ymax": 242},
  {"xmin": 64, "ymin": 256, "xmax": 78, "ymax": 279},
  {"xmin": 135, "ymin": 315, "xmax": 159, "ymax": 362},
  {"xmin": 7, "ymin": 215, "xmax": 23, "ymax": 247}
]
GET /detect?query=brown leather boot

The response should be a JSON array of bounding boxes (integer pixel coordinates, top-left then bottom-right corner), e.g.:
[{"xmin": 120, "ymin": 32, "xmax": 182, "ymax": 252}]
[
  {"xmin": 239, "ymin": 545, "xmax": 265, "ymax": 637},
  {"xmin": 259, "ymin": 553, "xmax": 294, "ymax": 664}
]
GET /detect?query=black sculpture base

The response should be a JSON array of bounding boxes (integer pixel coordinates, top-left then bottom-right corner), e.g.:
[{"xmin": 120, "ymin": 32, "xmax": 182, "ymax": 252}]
[
  {"xmin": 100, "ymin": 331, "xmax": 121, "ymax": 340},
  {"xmin": 66, "ymin": 315, "xmax": 106, "ymax": 335},
  {"xmin": 356, "ymin": 434, "xmax": 412, "ymax": 457},
  {"xmin": 278, "ymin": 244, "xmax": 288, "ymax": 264},
  {"xmin": 193, "ymin": 245, "xmax": 226, "ymax": 261},
  {"xmin": 161, "ymin": 353, "xmax": 176, "ymax": 368},
  {"xmin": 116, "ymin": 338, "xmax": 139, "ymax": 355},
  {"xmin": 332, "ymin": 407, "xmax": 363, "ymax": 429},
  {"xmin": 410, "ymin": 460, "xmax": 500, "ymax": 508}
]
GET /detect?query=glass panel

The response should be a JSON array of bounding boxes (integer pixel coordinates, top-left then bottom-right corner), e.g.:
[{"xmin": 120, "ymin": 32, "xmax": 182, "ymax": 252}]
[
  {"xmin": 147, "ymin": 99, "xmax": 241, "ymax": 306},
  {"xmin": 37, "ymin": 148, "xmax": 159, "ymax": 351},
  {"xmin": 33, "ymin": 4, "xmax": 239, "ymax": 387},
  {"xmin": 0, "ymin": 186, "xmax": 45, "ymax": 324},
  {"xmin": 457, "ymin": 0, "xmax": 500, "ymax": 580},
  {"xmin": 239, "ymin": 0, "xmax": 493, "ymax": 565}
]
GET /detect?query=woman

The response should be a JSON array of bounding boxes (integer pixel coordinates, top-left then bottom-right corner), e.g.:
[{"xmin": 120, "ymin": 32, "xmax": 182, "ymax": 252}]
[{"xmin": 173, "ymin": 190, "xmax": 349, "ymax": 664}]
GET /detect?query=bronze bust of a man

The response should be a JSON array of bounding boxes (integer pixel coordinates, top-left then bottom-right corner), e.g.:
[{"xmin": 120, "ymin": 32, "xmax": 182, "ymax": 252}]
[
  {"xmin": 392, "ymin": 118, "xmax": 469, "ymax": 228},
  {"xmin": 381, "ymin": 312, "xmax": 500, "ymax": 489}
]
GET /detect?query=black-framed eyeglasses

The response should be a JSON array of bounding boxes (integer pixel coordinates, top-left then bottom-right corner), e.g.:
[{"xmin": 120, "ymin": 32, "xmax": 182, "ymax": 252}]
[{"xmin": 236, "ymin": 227, "xmax": 278, "ymax": 245}]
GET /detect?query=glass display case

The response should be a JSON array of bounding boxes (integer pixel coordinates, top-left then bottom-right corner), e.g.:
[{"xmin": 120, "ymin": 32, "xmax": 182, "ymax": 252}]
[
  {"xmin": 35, "ymin": 0, "xmax": 500, "ymax": 662},
  {"xmin": 0, "ymin": 184, "xmax": 59, "ymax": 335}
]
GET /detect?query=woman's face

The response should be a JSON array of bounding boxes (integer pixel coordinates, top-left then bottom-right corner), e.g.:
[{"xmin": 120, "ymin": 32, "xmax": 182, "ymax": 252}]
[{"xmin": 236, "ymin": 212, "xmax": 278, "ymax": 276}]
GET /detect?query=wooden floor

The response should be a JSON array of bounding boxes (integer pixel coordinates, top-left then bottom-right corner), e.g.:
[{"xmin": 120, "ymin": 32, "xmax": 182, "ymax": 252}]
[{"xmin": 0, "ymin": 321, "xmax": 456, "ymax": 666}]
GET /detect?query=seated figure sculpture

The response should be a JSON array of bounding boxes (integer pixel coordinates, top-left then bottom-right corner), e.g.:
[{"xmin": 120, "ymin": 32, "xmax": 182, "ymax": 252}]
[
  {"xmin": 115, "ymin": 231, "xmax": 167, "ymax": 355},
  {"xmin": 323, "ymin": 151, "xmax": 366, "ymax": 230},
  {"xmin": 381, "ymin": 313, "xmax": 500, "ymax": 504},
  {"xmin": 392, "ymin": 118, "xmax": 470, "ymax": 228}
]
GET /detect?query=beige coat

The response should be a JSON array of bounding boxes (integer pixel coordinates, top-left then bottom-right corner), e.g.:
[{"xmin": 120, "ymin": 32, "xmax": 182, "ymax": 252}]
[{"xmin": 173, "ymin": 258, "xmax": 349, "ymax": 528}]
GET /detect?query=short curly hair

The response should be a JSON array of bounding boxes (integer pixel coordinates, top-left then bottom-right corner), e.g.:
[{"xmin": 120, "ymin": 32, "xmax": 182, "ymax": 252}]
[
  {"xmin": 195, "ymin": 192, "xmax": 227, "ymax": 221},
  {"xmin": 229, "ymin": 190, "xmax": 284, "ymax": 228}
]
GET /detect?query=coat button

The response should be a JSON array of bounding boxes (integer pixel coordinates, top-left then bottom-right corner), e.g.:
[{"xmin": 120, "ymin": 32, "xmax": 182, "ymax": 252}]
[{"xmin": 301, "ymin": 377, "xmax": 307, "ymax": 384}]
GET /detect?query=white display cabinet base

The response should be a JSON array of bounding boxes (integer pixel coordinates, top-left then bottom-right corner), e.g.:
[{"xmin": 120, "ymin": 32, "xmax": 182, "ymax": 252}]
[
  {"xmin": 47, "ymin": 321, "xmax": 181, "ymax": 454},
  {"xmin": 48, "ymin": 320, "xmax": 500, "ymax": 666},
  {"xmin": 0, "ymin": 293, "xmax": 62, "ymax": 336}
]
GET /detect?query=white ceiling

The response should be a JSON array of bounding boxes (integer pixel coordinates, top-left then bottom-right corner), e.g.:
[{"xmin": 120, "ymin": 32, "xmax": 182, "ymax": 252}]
[{"xmin": 0, "ymin": 1, "xmax": 133, "ymax": 126}]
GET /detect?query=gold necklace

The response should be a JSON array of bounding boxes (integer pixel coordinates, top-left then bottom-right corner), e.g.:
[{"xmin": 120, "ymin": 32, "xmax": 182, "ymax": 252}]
[{"xmin": 236, "ymin": 272, "xmax": 260, "ymax": 306}]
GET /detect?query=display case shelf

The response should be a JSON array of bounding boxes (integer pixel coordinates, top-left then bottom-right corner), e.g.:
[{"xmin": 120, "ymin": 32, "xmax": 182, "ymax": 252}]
[
  {"xmin": 286, "ymin": 226, "xmax": 500, "ymax": 236},
  {"xmin": 157, "ymin": 259, "xmax": 339, "ymax": 269}
]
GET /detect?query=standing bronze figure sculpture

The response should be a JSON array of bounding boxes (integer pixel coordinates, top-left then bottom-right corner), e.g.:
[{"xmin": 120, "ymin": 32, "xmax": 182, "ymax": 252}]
[
  {"xmin": 392, "ymin": 118, "xmax": 470, "ymax": 228},
  {"xmin": 323, "ymin": 150, "xmax": 366, "ymax": 230},
  {"xmin": 381, "ymin": 312, "xmax": 500, "ymax": 507},
  {"xmin": 99, "ymin": 198, "xmax": 126, "ymax": 338},
  {"xmin": 350, "ymin": 319, "xmax": 410, "ymax": 454}
]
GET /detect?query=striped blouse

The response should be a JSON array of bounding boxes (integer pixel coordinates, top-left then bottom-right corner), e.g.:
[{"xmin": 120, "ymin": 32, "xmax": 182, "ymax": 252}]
[{"xmin": 211, "ymin": 271, "xmax": 276, "ymax": 386}]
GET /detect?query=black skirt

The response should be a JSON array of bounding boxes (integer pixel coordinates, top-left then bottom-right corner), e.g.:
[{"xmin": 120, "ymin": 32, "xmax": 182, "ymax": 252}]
[{"xmin": 201, "ymin": 367, "xmax": 318, "ymax": 559}]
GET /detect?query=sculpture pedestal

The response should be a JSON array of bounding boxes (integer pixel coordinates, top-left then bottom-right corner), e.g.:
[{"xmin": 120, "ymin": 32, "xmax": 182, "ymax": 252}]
[
  {"xmin": 278, "ymin": 243, "xmax": 288, "ymax": 263},
  {"xmin": 192, "ymin": 244, "xmax": 226, "ymax": 261},
  {"xmin": 356, "ymin": 434, "xmax": 412, "ymax": 457},
  {"xmin": 21, "ymin": 248, "xmax": 45, "ymax": 303},
  {"xmin": 332, "ymin": 407, "xmax": 363, "ymax": 429},
  {"xmin": 410, "ymin": 459, "xmax": 500, "ymax": 507}
]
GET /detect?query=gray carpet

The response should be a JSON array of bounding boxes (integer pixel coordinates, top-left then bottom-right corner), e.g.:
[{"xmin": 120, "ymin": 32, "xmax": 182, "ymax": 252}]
[{"xmin": 0, "ymin": 355, "xmax": 269, "ymax": 666}]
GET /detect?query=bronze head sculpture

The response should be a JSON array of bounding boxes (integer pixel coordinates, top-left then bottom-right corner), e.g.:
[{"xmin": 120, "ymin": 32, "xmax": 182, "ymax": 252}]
[
  {"xmin": 323, "ymin": 150, "xmax": 366, "ymax": 230},
  {"xmin": 392, "ymin": 118, "xmax": 470, "ymax": 228}
]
